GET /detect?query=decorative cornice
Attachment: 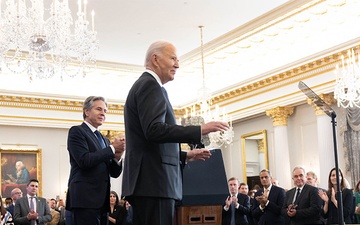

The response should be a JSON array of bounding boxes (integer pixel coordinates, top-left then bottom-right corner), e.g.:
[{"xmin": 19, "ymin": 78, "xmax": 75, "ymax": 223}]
[
  {"xmin": 266, "ymin": 106, "xmax": 294, "ymax": 126},
  {"xmin": 180, "ymin": 43, "xmax": 360, "ymax": 117},
  {"xmin": 0, "ymin": 95, "xmax": 184, "ymax": 116},
  {"xmin": 1, "ymin": 44, "xmax": 359, "ymax": 121}
]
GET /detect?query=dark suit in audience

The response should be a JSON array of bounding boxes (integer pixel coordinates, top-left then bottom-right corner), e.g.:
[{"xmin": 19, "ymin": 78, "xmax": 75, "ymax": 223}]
[
  {"xmin": 282, "ymin": 167, "xmax": 322, "ymax": 225},
  {"xmin": 252, "ymin": 169, "xmax": 285, "ymax": 225},
  {"xmin": 14, "ymin": 179, "xmax": 52, "ymax": 225},
  {"xmin": 222, "ymin": 177, "xmax": 250, "ymax": 225}
]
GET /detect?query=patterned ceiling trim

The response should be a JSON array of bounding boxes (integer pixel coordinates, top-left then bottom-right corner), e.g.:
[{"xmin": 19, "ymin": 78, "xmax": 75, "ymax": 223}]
[
  {"xmin": 0, "ymin": 95, "xmax": 185, "ymax": 116},
  {"xmin": 1, "ymin": 44, "xmax": 358, "ymax": 119},
  {"xmin": 0, "ymin": 95, "xmax": 123, "ymax": 114},
  {"xmin": 180, "ymin": 43, "xmax": 360, "ymax": 116}
]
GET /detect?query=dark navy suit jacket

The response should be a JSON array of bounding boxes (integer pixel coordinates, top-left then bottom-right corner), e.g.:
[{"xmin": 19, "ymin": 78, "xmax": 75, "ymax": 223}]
[
  {"xmin": 252, "ymin": 185, "xmax": 286, "ymax": 225},
  {"xmin": 66, "ymin": 122, "xmax": 122, "ymax": 212},
  {"xmin": 222, "ymin": 193, "xmax": 250, "ymax": 225},
  {"xmin": 282, "ymin": 184, "xmax": 322, "ymax": 225},
  {"xmin": 6, "ymin": 204, "xmax": 15, "ymax": 216}
]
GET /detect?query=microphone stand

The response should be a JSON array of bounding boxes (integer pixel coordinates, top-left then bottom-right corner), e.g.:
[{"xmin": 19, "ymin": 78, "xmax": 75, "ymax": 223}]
[{"xmin": 331, "ymin": 112, "xmax": 344, "ymax": 225}]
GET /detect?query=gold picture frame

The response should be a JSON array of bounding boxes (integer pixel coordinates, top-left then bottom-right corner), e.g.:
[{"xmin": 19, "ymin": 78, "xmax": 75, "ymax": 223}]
[{"xmin": 0, "ymin": 148, "xmax": 42, "ymax": 198}]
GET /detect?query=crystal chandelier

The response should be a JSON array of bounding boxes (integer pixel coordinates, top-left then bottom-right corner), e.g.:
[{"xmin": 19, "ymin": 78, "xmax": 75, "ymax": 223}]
[
  {"xmin": 181, "ymin": 26, "xmax": 234, "ymax": 149},
  {"xmin": 0, "ymin": 0, "xmax": 99, "ymax": 81},
  {"xmin": 334, "ymin": 48, "xmax": 360, "ymax": 108}
]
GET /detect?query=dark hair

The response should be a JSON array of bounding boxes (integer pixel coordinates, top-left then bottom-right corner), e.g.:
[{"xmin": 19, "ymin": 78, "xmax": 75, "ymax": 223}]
[
  {"xmin": 5, "ymin": 197, "xmax": 13, "ymax": 203},
  {"xmin": 228, "ymin": 177, "xmax": 239, "ymax": 183},
  {"xmin": 253, "ymin": 184, "xmax": 261, "ymax": 191},
  {"xmin": 239, "ymin": 182, "xmax": 248, "ymax": 189},
  {"xmin": 110, "ymin": 191, "xmax": 119, "ymax": 206},
  {"xmin": 260, "ymin": 169, "xmax": 272, "ymax": 177},
  {"xmin": 0, "ymin": 196, "xmax": 6, "ymax": 216},
  {"xmin": 327, "ymin": 168, "xmax": 346, "ymax": 194},
  {"xmin": 82, "ymin": 96, "xmax": 107, "ymax": 119},
  {"xmin": 27, "ymin": 179, "xmax": 39, "ymax": 186},
  {"xmin": 50, "ymin": 198, "xmax": 57, "ymax": 205}
]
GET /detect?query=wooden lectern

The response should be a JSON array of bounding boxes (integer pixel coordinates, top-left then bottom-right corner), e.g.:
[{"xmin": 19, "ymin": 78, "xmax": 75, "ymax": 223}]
[
  {"xmin": 176, "ymin": 205, "xmax": 222, "ymax": 225},
  {"xmin": 176, "ymin": 149, "xmax": 228, "ymax": 225}
]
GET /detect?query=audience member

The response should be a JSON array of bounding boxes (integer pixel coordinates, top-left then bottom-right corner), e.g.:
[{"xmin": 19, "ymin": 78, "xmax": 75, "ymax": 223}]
[
  {"xmin": 45, "ymin": 199, "xmax": 60, "ymax": 225},
  {"xmin": 238, "ymin": 183, "xmax": 249, "ymax": 195},
  {"xmin": 248, "ymin": 190, "xmax": 256, "ymax": 199},
  {"xmin": 271, "ymin": 178, "xmax": 280, "ymax": 187},
  {"xmin": 1, "ymin": 195, "xmax": 13, "ymax": 224},
  {"xmin": 355, "ymin": 179, "xmax": 360, "ymax": 223},
  {"xmin": 119, "ymin": 197, "xmax": 125, "ymax": 207},
  {"xmin": 306, "ymin": 171, "xmax": 327, "ymax": 224},
  {"xmin": 253, "ymin": 169, "xmax": 285, "ymax": 225},
  {"xmin": 238, "ymin": 183, "xmax": 255, "ymax": 225},
  {"xmin": 108, "ymin": 191, "xmax": 126, "ymax": 225},
  {"xmin": 66, "ymin": 96, "xmax": 126, "ymax": 225},
  {"xmin": 57, "ymin": 199, "xmax": 66, "ymax": 225},
  {"xmin": 124, "ymin": 201, "xmax": 133, "ymax": 225},
  {"xmin": 14, "ymin": 179, "xmax": 52, "ymax": 225},
  {"xmin": 6, "ymin": 188, "xmax": 23, "ymax": 216},
  {"xmin": 282, "ymin": 166, "xmax": 322, "ymax": 225},
  {"xmin": 318, "ymin": 168, "xmax": 353, "ymax": 224},
  {"xmin": 5, "ymin": 197, "xmax": 13, "ymax": 208},
  {"xmin": 122, "ymin": 40, "xmax": 228, "ymax": 225},
  {"xmin": 222, "ymin": 177, "xmax": 250, "ymax": 225},
  {"xmin": 253, "ymin": 184, "xmax": 261, "ymax": 192},
  {"xmin": 306, "ymin": 171, "xmax": 320, "ymax": 187}
]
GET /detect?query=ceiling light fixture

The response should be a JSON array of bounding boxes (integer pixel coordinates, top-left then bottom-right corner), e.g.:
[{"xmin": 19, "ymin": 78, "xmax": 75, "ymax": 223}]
[
  {"xmin": 181, "ymin": 26, "xmax": 234, "ymax": 149},
  {"xmin": 0, "ymin": 0, "xmax": 99, "ymax": 81},
  {"xmin": 334, "ymin": 48, "xmax": 360, "ymax": 108}
]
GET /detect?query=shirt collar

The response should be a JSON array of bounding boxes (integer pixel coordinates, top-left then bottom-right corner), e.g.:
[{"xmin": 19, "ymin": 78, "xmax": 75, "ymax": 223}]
[
  {"xmin": 265, "ymin": 184, "xmax": 273, "ymax": 192},
  {"xmin": 84, "ymin": 120, "xmax": 97, "ymax": 133},
  {"xmin": 296, "ymin": 185, "xmax": 305, "ymax": 191},
  {"xmin": 27, "ymin": 194, "xmax": 37, "ymax": 199},
  {"xmin": 145, "ymin": 69, "xmax": 163, "ymax": 87}
]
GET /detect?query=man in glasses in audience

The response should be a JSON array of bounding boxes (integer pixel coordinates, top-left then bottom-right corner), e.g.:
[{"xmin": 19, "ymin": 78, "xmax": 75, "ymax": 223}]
[{"xmin": 6, "ymin": 188, "xmax": 23, "ymax": 216}]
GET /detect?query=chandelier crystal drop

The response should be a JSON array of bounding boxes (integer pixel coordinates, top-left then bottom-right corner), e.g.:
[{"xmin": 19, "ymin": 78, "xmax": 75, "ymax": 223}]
[
  {"xmin": 0, "ymin": 0, "xmax": 99, "ymax": 80},
  {"xmin": 181, "ymin": 26, "xmax": 234, "ymax": 149},
  {"xmin": 334, "ymin": 48, "xmax": 360, "ymax": 108}
]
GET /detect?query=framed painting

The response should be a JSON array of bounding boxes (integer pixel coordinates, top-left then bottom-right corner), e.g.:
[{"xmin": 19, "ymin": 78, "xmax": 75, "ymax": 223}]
[{"xmin": 0, "ymin": 148, "xmax": 42, "ymax": 198}]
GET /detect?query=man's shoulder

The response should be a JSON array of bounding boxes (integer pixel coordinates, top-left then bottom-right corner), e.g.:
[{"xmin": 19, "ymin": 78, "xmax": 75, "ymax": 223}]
[
  {"xmin": 34, "ymin": 196, "xmax": 47, "ymax": 203},
  {"xmin": 237, "ymin": 193, "xmax": 249, "ymax": 199},
  {"xmin": 69, "ymin": 123, "xmax": 88, "ymax": 134},
  {"xmin": 16, "ymin": 196, "xmax": 27, "ymax": 202},
  {"xmin": 272, "ymin": 185, "xmax": 285, "ymax": 193}
]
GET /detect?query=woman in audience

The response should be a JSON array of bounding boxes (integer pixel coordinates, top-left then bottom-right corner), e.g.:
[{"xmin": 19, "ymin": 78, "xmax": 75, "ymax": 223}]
[
  {"xmin": 354, "ymin": 179, "xmax": 360, "ymax": 223},
  {"xmin": 318, "ymin": 168, "xmax": 353, "ymax": 224},
  {"xmin": 0, "ymin": 195, "xmax": 13, "ymax": 224},
  {"xmin": 108, "ymin": 191, "xmax": 126, "ymax": 225},
  {"xmin": 124, "ymin": 200, "xmax": 133, "ymax": 225}
]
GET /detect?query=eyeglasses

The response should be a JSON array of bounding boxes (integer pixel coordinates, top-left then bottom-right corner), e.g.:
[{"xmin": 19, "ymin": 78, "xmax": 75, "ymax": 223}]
[{"xmin": 14, "ymin": 192, "xmax": 22, "ymax": 195}]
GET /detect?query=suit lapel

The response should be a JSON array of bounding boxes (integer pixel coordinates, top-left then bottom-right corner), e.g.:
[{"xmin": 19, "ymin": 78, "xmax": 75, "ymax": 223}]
[
  {"xmin": 26, "ymin": 197, "xmax": 31, "ymax": 212},
  {"xmin": 81, "ymin": 123, "xmax": 103, "ymax": 150}
]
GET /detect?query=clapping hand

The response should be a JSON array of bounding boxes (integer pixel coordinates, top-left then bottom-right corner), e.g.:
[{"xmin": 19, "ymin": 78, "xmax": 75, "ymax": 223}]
[
  {"xmin": 186, "ymin": 149, "xmax": 211, "ymax": 162},
  {"xmin": 112, "ymin": 135, "xmax": 125, "ymax": 160}
]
